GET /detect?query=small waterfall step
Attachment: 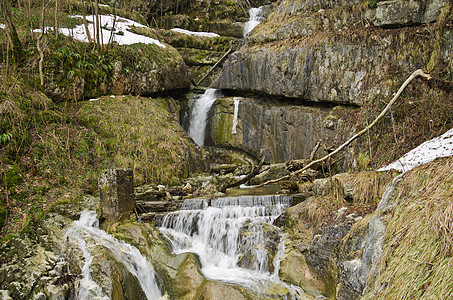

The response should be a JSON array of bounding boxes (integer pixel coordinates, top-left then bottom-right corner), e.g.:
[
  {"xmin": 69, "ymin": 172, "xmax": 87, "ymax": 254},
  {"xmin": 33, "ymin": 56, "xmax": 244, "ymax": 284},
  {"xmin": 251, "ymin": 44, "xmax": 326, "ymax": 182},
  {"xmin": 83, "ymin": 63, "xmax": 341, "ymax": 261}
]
[
  {"xmin": 136, "ymin": 199, "xmax": 185, "ymax": 212},
  {"xmin": 158, "ymin": 194, "xmax": 304, "ymax": 298},
  {"xmin": 136, "ymin": 193, "xmax": 310, "ymax": 226},
  {"xmin": 68, "ymin": 210, "xmax": 163, "ymax": 299}
]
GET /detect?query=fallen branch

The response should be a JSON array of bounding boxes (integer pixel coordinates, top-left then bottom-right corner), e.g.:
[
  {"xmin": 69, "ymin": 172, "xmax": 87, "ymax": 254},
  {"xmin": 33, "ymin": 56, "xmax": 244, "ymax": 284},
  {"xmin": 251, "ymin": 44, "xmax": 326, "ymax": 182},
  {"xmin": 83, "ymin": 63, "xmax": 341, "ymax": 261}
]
[
  {"xmin": 222, "ymin": 155, "xmax": 265, "ymax": 191},
  {"xmin": 310, "ymin": 140, "xmax": 321, "ymax": 161},
  {"xmin": 195, "ymin": 47, "xmax": 233, "ymax": 86},
  {"xmin": 255, "ymin": 69, "xmax": 431, "ymax": 188}
]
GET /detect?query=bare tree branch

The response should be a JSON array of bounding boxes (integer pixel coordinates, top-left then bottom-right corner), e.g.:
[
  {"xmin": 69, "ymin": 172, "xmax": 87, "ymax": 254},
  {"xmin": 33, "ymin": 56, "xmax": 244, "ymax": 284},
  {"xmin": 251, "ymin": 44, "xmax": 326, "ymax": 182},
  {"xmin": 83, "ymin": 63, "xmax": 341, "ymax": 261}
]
[{"xmin": 255, "ymin": 69, "xmax": 432, "ymax": 188}]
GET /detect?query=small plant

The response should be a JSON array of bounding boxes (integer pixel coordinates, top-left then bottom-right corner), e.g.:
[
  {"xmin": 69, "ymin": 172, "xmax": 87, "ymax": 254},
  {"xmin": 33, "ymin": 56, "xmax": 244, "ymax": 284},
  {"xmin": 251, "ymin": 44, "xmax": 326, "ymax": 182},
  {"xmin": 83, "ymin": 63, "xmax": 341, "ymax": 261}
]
[
  {"xmin": 0, "ymin": 133, "xmax": 12, "ymax": 146},
  {"xmin": 357, "ymin": 151, "xmax": 371, "ymax": 171}
]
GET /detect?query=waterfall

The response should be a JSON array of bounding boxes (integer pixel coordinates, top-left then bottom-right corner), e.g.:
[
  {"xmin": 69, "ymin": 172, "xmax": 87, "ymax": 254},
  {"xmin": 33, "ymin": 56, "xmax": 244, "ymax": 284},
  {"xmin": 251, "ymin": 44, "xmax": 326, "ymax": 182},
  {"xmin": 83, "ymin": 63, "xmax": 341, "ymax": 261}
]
[
  {"xmin": 67, "ymin": 210, "xmax": 163, "ymax": 300},
  {"xmin": 188, "ymin": 89, "xmax": 223, "ymax": 147},
  {"xmin": 159, "ymin": 196, "xmax": 303, "ymax": 298},
  {"xmin": 243, "ymin": 6, "xmax": 264, "ymax": 36},
  {"xmin": 232, "ymin": 97, "xmax": 240, "ymax": 134}
]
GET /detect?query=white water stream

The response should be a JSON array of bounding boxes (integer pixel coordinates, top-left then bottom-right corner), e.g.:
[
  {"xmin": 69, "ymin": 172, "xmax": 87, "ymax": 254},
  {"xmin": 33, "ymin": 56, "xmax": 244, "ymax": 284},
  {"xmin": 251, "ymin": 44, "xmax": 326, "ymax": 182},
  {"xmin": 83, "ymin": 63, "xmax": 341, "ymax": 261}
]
[
  {"xmin": 232, "ymin": 97, "xmax": 240, "ymax": 134},
  {"xmin": 67, "ymin": 210, "xmax": 163, "ymax": 300},
  {"xmin": 159, "ymin": 195, "xmax": 304, "ymax": 298},
  {"xmin": 187, "ymin": 89, "xmax": 223, "ymax": 147},
  {"xmin": 244, "ymin": 6, "xmax": 264, "ymax": 36}
]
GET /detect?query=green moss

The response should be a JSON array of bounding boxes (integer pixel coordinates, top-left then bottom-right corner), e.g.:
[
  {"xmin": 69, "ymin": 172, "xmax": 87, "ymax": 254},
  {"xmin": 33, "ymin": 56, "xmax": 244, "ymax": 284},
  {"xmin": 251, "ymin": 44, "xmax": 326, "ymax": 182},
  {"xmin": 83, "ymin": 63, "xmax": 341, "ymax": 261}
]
[
  {"xmin": 357, "ymin": 151, "xmax": 371, "ymax": 171},
  {"xmin": 0, "ymin": 199, "xmax": 6, "ymax": 230},
  {"xmin": 5, "ymin": 165, "xmax": 23, "ymax": 189},
  {"xmin": 76, "ymin": 95, "xmax": 202, "ymax": 186},
  {"xmin": 213, "ymin": 98, "xmax": 235, "ymax": 144}
]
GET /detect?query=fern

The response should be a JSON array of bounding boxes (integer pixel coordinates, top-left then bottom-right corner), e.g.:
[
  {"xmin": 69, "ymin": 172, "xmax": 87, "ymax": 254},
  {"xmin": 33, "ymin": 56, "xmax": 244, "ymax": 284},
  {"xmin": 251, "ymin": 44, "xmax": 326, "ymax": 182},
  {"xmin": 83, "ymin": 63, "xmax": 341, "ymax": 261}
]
[{"xmin": 0, "ymin": 133, "xmax": 12, "ymax": 145}]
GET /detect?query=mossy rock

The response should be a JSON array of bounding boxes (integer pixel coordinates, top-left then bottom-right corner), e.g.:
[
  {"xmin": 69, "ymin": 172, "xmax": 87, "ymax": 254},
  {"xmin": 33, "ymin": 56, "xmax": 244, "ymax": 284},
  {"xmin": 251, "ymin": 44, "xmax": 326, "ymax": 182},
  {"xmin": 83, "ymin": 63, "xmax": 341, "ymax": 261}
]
[
  {"xmin": 76, "ymin": 95, "xmax": 205, "ymax": 186},
  {"xmin": 0, "ymin": 199, "xmax": 6, "ymax": 229},
  {"xmin": 43, "ymin": 36, "xmax": 190, "ymax": 102},
  {"xmin": 5, "ymin": 165, "xmax": 23, "ymax": 189}
]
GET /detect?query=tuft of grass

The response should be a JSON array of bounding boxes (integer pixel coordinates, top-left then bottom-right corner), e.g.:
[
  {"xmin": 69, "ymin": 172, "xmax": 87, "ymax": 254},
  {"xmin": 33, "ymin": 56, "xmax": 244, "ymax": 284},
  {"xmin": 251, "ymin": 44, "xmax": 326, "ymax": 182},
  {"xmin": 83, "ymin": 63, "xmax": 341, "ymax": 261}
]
[
  {"xmin": 364, "ymin": 157, "xmax": 453, "ymax": 299},
  {"xmin": 333, "ymin": 171, "xmax": 395, "ymax": 205},
  {"xmin": 76, "ymin": 95, "xmax": 202, "ymax": 186}
]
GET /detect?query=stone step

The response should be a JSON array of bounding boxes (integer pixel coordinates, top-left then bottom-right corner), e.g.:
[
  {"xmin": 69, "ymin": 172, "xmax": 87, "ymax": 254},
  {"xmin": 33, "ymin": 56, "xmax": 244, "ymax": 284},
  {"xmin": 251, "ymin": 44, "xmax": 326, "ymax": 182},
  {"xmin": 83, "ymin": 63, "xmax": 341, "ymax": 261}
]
[
  {"xmin": 135, "ymin": 190, "xmax": 166, "ymax": 201},
  {"xmin": 135, "ymin": 199, "xmax": 185, "ymax": 213},
  {"xmin": 138, "ymin": 212, "xmax": 167, "ymax": 226}
]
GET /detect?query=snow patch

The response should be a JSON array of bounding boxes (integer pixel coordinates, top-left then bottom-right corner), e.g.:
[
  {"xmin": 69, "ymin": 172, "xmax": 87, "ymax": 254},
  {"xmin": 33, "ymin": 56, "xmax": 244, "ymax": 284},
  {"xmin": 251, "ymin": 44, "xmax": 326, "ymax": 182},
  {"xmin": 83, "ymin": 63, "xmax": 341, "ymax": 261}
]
[
  {"xmin": 170, "ymin": 28, "xmax": 220, "ymax": 38},
  {"xmin": 34, "ymin": 15, "xmax": 166, "ymax": 47},
  {"xmin": 379, "ymin": 128, "xmax": 453, "ymax": 173}
]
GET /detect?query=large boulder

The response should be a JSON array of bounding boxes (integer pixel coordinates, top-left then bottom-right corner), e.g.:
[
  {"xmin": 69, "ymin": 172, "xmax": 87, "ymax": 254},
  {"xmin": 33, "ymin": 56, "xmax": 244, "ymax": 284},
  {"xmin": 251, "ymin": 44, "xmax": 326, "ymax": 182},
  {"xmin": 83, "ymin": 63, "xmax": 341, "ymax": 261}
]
[
  {"xmin": 274, "ymin": 0, "xmax": 448, "ymax": 27},
  {"xmin": 45, "ymin": 41, "xmax": 190, "ymax": 102},
  {"xmin": 365, "ymin": 0, "xmax": 450, "ymax": 27},
  {"xmin": 237, "ymin": 222, "xmax": 281, "ymax": 273}
]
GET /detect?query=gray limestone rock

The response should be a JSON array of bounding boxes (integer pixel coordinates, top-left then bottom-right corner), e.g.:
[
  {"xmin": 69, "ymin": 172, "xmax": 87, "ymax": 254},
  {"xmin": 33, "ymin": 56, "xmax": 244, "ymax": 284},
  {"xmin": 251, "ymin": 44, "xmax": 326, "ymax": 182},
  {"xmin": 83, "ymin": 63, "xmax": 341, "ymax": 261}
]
[
  {"xmin": 99, "ymin": 169, "xmax": 135, "ymax": 223},
  {"xmin": 366, "ymin": 0, "xmax": 449, "ymax": 27},
  {"xmin": 206, "ymin": 97, "xmax": 348, "ymax": 165}
]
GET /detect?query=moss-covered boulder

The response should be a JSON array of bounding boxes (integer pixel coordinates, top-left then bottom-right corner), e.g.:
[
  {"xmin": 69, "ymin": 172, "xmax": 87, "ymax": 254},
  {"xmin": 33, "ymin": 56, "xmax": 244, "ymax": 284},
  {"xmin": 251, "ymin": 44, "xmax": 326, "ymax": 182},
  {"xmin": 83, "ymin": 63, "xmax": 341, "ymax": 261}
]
[
  {"xmin": 44, "ymin": 38, "xmax": 190, "ymax": 102},
  {"xmin": 76, "ymin": 95, "xmax": 206, "ymax": 186}
]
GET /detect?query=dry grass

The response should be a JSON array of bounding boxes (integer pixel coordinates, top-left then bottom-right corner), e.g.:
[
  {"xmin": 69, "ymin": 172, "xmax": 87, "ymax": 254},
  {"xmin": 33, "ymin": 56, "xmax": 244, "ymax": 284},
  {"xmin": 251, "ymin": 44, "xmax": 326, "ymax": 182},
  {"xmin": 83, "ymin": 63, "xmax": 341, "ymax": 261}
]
[
  {"xmin": 0, "ymin": 87, "xmax": 202, "ymax": 237},
  {"xmin": 76, "ymin": 95, "xmax": 201, "ymax": 186},
  {"xmin": 364, "ymin": 157, "xmax": 453, "ymax": 299},
  {"xmin": 333, "ymin": 171, "xmax": 395, "ymax": 205}
]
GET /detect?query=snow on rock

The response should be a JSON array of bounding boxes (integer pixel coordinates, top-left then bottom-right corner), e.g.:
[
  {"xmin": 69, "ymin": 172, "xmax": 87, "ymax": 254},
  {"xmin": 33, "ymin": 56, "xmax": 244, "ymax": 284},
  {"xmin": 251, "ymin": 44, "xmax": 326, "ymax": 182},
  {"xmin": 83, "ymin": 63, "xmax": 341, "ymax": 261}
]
[
  {"xmin": 170, "ymin": 28, "xmax": 220, "ymax": 38},
  {"xmin": 34, "ymin": 15, "xmax": 166, "ymax": 47},
  {"xmin": 378, "ymin": 128, "xmax": 453, "ymax": 173}
]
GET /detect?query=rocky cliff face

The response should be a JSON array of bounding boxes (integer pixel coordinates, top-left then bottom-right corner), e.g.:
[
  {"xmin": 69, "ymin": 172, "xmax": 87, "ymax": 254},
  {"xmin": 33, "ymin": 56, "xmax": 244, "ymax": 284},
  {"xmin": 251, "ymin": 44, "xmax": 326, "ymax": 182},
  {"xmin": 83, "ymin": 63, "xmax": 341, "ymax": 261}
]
[
  {"xmin": 213, "ymin": 0, "xmax": 452, "ymax": 105},
  {"xmin": 207, "ymin": 0, "xmax": 452, "ymax": 166},
  {"xmin": 205, "ymin": 96, "xmax": 353, "ymax": 166}
]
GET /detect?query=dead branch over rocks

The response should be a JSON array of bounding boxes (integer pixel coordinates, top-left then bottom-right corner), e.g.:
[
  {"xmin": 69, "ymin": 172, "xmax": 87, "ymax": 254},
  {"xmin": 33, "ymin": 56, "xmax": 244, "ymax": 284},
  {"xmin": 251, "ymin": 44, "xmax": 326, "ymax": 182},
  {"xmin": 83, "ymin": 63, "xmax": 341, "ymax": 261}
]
[{"xmin": 255, "ymin": 69, "xmax": 432, "ymax": 188}]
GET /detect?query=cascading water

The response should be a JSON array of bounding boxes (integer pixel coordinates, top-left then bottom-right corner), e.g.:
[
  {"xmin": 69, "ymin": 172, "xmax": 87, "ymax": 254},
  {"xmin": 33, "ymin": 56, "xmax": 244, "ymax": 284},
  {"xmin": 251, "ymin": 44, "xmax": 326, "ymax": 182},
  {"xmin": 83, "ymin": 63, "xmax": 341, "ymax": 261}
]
[
  {"xmin": 232, "ymin": 97, "xmax": 240, "ymax": 134},
  {"xmin": 187, "ymin": 89, "xmax": 223, "ymax": 147},
  {"xmin": 159, "ymin": 195, "xmax": 304, "ymax": 298},
  {"xmin": 243, "ymin": 6, "xmax": 264, "ymax": 36},
  {"xmin": 67, "ymin": 210, "xmax": 163, "ymax": 300}
]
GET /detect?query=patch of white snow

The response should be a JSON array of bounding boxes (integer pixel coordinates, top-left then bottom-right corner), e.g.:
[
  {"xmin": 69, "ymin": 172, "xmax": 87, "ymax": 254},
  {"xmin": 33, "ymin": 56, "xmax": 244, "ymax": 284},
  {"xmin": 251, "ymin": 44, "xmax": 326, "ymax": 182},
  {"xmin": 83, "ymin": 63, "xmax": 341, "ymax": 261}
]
[
  {"xmin": 170, "ymin": 28, "xmax": 220, "ymax": 38},
  {"xmin": 34, "ymin": 15, "xmax": 166, "ymax": 47},
  {"xmin": 378, "ymin": 128, "xmax": 453, "ymax": 173}
]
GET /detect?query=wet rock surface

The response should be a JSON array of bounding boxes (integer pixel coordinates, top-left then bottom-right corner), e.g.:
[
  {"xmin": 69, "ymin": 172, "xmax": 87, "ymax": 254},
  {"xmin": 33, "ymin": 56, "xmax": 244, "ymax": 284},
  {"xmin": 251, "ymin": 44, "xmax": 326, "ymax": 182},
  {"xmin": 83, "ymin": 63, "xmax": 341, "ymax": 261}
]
[
  {"xmin": 206, "ymin": 96, "xmax": 350, "ymax": 164},
  {"xmin": 279, "ymin": 170, "xmax": 395, "ymax": 299}
]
